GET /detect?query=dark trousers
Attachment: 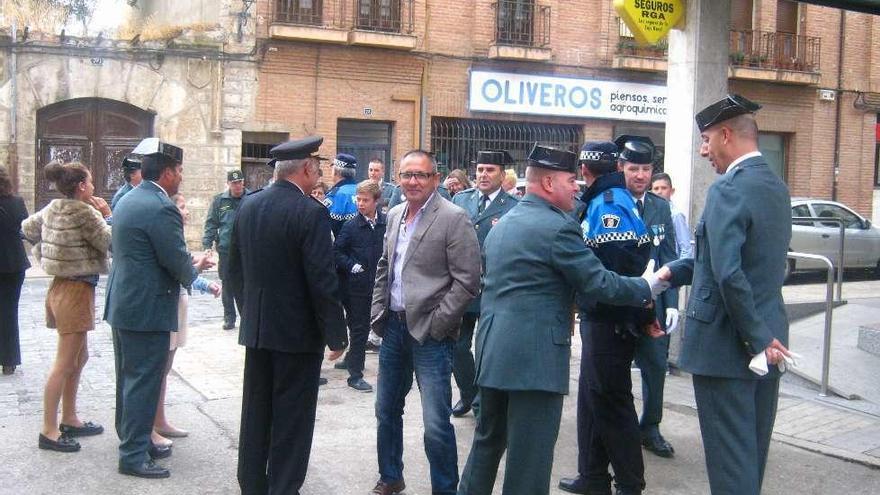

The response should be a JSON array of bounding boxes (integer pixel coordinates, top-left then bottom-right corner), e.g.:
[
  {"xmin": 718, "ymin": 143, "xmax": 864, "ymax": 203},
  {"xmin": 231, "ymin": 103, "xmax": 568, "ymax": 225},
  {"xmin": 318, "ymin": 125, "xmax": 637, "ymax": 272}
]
[
  {"xmin": 692, "ymin": 375, "xmax": 780, "ymax": 495},
  {"xmin": 458, "ymin": 387, "xmax": 564, "ymax": 495},
  {"xmin": 577, "ymin": 319, "xmax": 645, "ymax": 492},
  {"xmin": 218, "ymin": 253, "xmax": 241, "ymax": 323},
  {"xmin": 238, "ymin": 347, "xmax": 322, "ymax": 495},
  {"xmin": 452, "ymin": 312, "xmax": 479, "ymax": 405},
  {"xmin": 343, "ymin": 291, "xmax": 371, "ymax": 382},
  {"xmin": 112, "ymin": 328, "xmax": 169, "ymax": 468},
  {"xmin": 634, "ymin": 333, "xmax": 670, "ymax": 435},
  {"xmin": 0, "ymin": 271, "xmax": 25, "ymax": 366}
]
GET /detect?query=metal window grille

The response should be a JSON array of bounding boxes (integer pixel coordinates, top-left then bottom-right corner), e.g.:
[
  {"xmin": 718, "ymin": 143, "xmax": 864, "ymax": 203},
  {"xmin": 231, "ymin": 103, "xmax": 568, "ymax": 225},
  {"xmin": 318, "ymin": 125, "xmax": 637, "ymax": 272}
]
[
  {"xmin": 356, "ymin": 0, "xmax": 413, "ymax": 33},
  {"xmin": 242, "ymin": 132, "xmax": 289, "ymax": 189},
  {"xmin": 431, "ymin": 117, "xmax": 581, "ymax": 177},
  {"xmin": 494, "ymin": 0, "xmax": 550, "ymax": 48},
  {"xmin": 276, "ymin": 0, "xmax": 324, "ymax": 25}
]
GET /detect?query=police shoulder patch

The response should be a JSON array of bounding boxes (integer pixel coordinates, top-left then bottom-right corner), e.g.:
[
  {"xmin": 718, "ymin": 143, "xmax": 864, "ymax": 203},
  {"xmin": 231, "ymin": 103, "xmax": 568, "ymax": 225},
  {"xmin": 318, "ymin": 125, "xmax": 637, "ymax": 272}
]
[{"xmin": 601, "ymin": 213, "xmax": 621, "ymax": 229}]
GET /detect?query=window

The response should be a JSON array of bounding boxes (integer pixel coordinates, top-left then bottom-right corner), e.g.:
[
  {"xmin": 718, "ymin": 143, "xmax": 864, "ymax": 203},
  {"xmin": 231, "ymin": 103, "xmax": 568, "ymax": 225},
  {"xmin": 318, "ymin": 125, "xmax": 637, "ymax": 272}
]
[
  {"xmin": 792, "ymin": 204, "xmax": 812, "ymax": 226},
  {"xmin": 357, "ymin": 0, "xmax": 402, "ymax": 33},
  {"xmin": 811, "ymin": 203, "xmax": 862, "ymax": 229},
  {"xmin": 337, "ymin": 120, "xmax": 393, "ymax": 181},
  {"xmin": 275, "ymin": 0, "xmax": 323, "ymax": 25},
  {"xmin": 241, "ymin": 132, "xmax": 289, "ymax": 189},
  {"xmin": 496, "ymin": 0, "xmax": 535, "ymax": 46},
  {"xmin": 730, "ymin": 0, "xmax": 753, "ymax": 31}
]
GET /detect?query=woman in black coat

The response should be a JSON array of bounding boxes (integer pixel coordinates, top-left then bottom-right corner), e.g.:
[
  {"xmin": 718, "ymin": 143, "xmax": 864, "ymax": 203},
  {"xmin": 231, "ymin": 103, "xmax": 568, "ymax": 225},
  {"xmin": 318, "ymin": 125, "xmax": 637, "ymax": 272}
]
[{"xmin": 0, "ymin": 166, "xmax": 30, "ymax": 375}]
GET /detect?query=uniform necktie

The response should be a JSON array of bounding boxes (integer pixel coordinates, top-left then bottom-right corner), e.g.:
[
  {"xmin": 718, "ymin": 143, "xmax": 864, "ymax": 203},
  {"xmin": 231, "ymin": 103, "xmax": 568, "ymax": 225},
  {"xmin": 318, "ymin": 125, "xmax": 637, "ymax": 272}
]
[
  {"xmin": 637, "ymin": 199, "xmax": 645, "ymax": 218},
  {"xmin": 478, "ymin": 194, "xmax": 490, "ymax": 214}
]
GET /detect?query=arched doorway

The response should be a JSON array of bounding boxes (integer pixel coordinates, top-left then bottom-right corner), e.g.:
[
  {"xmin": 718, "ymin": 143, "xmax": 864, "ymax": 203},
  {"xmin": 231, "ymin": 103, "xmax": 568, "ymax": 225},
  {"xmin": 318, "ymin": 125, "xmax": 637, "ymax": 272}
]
[{"xmin": 35, "ymin": 98, "xmax": 154, "ymax": 208}]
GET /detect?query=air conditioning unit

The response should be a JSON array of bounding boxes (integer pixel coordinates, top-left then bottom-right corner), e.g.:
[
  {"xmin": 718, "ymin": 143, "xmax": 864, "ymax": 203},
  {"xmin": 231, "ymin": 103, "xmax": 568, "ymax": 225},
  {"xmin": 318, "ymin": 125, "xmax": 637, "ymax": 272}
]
[{"xmin": 818, "ymin": 89, "xmax": 836, "ymax": 101}]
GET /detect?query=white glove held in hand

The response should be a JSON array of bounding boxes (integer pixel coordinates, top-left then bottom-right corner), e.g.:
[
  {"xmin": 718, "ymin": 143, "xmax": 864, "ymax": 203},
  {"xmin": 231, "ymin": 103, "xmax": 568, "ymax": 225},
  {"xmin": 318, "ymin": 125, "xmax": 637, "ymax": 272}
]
[
  {"xmin": 665, "ymin": 308, "xmax": 679, "ymax": 334},
  {"xmin": 640, "ymin": 260, "xmax": 670, "ymax": 298},
  {"xmin": 351, "ymin": 264, "xmax": 364, "ymax": 274}
]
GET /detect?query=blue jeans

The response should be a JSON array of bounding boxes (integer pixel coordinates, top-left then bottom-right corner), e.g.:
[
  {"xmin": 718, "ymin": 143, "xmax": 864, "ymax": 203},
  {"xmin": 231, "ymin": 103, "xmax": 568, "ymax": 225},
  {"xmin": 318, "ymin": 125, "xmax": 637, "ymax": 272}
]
[{"xmin": 375, "ymin": 312, "xmax": 458, "ymax": 494}]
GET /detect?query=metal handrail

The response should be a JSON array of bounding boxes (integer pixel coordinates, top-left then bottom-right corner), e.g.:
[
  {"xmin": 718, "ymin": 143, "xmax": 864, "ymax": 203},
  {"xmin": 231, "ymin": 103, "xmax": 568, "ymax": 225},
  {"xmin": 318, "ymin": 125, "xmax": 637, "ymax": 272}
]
[
  {"xmin": 791, "ymin": 216, "xmax": 845, "ymax": 302},
  {"xmin": 787, "ymin": 251, "xmax": 834, "ymax": 397}
]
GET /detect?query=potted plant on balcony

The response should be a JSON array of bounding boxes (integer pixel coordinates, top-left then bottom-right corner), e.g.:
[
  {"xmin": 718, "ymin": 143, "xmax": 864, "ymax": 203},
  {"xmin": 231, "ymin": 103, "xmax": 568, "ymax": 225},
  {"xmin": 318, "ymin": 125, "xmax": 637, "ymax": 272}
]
[
  {"xmin": 748, "ymin": 54, "xmax": 768, "ymax": 68},
  {"xmin": 729, "ymin": 51, "xmax": 746, "ymax": 65},
  {"xmin": 617, "ymin": 38, "xmax": 638, "ymax": 55},
  {"xmin": 650, "ymin": 38, "xmax": 668, "ymax": 57}
]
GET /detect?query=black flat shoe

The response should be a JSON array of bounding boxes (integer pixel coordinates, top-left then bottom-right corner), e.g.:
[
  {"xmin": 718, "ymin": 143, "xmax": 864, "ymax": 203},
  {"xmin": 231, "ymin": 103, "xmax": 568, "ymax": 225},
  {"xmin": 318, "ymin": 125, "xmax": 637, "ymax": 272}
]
[
  {"xmin": 60, "ymin": 421, "xmax": 104, "ymax": 437},
  {"xmin": 149, "ymin": 443, "xmax": 173, "ymax": 460},
  {"xmin": 1, "ymin": 365, "xmax": 14, "ymax": 375},
  {"xmin": 119, "ymin": 460, "xmax": 170, "ymax": 479},
  {"xmin": 452, "ymin": 400, "xmax": 472, "ymax": 417},
  {"xmin": 38, "ymin": 433, "xmax": 81, "ymax": 453},
  {"xmin": 641, "ymin": 433, "xmax": 675, "ymax": 458}
]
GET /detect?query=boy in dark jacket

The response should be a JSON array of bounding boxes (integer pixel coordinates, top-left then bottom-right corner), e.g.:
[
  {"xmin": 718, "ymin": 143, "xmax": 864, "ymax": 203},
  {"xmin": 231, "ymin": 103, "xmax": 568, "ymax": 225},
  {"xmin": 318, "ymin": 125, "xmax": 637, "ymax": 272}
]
[{"xmin": 333, "ymin": 180, "xmax": 387, "ymax": 392}]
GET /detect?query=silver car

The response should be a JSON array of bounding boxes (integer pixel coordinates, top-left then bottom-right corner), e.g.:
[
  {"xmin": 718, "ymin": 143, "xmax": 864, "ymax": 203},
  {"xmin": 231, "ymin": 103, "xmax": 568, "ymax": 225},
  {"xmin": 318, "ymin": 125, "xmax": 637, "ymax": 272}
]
[{"xmin": 789, "ymin": 198, "xmax": 880, "ymax": 276}]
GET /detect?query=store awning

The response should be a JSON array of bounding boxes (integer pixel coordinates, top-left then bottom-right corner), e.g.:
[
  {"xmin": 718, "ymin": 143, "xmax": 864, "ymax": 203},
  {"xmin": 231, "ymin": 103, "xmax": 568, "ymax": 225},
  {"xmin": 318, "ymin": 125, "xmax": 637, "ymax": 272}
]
[{"xmin": 798, "ymin": 1, "xmax": 880, "ymax": 15}]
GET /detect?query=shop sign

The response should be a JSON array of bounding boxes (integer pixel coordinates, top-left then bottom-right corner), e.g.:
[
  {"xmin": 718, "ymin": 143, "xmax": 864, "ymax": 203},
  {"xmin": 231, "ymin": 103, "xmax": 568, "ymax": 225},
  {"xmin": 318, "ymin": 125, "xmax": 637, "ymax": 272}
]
[
  {"xmin": 469, "ymin": 71, "xmax": 667, "ymax": 123},
  {"xmin": 614, "ymin": 0, "xmax": 684, "ymax": 45}
]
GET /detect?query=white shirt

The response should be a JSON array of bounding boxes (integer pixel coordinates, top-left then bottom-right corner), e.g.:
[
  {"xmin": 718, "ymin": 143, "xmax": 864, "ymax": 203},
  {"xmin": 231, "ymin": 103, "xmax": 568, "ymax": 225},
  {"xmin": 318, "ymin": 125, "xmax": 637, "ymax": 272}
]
[
  {"xmin": 149, "ymin": 181, "xmax": 168, "ymax": 197},
  {"xmin": 389, "ymin": 193, "xmax": 434, "ymax": 311},
  {"xmin": 479, "ymin": 188, "xmax": 501, "ymax": 210},
  {"xmin": 726, "ymin": 151, "xmax": 762, "ymax": 175}
]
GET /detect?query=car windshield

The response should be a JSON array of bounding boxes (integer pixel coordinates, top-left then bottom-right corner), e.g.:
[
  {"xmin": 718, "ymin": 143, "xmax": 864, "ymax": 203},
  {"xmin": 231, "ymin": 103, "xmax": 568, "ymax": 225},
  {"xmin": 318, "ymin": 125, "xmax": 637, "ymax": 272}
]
[{"xmin": 811, "ymin": 203, "xmax": 862, "ymax": 229}]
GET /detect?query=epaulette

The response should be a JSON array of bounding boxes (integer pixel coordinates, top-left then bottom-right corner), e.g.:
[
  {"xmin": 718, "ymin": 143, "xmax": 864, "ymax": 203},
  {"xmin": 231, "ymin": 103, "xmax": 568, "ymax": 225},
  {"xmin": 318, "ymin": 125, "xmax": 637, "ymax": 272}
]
[{"xmin": 603, "ymin": 190, "xmax": 614, "ymax": 203}]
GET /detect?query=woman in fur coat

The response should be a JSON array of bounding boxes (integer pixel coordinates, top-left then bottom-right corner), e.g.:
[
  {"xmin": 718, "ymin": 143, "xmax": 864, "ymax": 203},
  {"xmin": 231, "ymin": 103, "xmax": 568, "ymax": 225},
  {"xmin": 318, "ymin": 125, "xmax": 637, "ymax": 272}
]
[{"xmin": 21, "ymin": 160, "xmax": 112, "ymax": 453}]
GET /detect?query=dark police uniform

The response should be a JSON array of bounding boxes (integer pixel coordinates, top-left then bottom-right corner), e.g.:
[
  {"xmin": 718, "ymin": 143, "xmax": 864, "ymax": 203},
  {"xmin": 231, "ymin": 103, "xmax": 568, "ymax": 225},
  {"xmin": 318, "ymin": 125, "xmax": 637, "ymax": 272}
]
[
  {"xmin": 450, "ymin": 150, "xmax": 518, "ymax": 417},
  {"xmin": 326, "ymin": 153, "xmax": 359, "ymax": 236},
  {"xmin": 228, "ymin": 136, "xmax": 347, "ymax": 494},
  {"xmin": 459, "ymin": 144, "xmax": 652, "ymax": 495},
  {"xmin": 104, "ymin": 138, "xmax": 193, "ymax": 478},
  {"xmin": 202, "ymin": 169, "xmax": 249, "ymax": 329},
  {"xmin": 110, "ymin": 156, "xmax": 141, "ymax": 211},
  {"xmin": 570, "ymin": 140, "xmax": 654, "ymax": 495},
  {"xmin": 666, "ymin": 95, "xmax": 791, "ymax": 495}
]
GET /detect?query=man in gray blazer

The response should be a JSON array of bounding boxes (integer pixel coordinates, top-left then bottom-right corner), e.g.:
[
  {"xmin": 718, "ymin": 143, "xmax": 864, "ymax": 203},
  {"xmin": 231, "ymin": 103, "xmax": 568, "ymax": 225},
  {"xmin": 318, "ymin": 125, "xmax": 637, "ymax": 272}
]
[
  {"xmin": 459, "ymin": 144, "xmax": 669, "ymax": 495},
  {"xmin": 105, "ymin": 139, "xmax": 212, "ymax": 479},
  {"xmin": 450, "ymin": 150, "xmax": 518, "ymax": 418},
  {"xmin": 370, "ymin": 150, "xmax": 481, "ymax": 495},
  {"xmin": 661, "ymin": 95, "xmax": 792, "ymax": 495}
]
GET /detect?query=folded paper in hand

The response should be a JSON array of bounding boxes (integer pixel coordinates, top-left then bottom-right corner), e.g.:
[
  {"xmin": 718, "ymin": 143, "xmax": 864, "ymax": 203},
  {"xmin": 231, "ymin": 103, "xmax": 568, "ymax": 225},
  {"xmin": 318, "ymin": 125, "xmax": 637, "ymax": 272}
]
[{"xmin": 749, "ymin": 351, "xmax": 802, "ymax": 376}]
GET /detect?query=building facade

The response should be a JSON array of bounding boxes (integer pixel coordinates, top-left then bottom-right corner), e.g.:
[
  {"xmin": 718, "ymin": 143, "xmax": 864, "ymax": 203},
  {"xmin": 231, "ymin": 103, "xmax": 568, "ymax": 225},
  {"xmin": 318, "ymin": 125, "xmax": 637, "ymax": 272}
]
[{"xmin": 253, "ymin": 0, "xmax": 880, "ymax": 223}]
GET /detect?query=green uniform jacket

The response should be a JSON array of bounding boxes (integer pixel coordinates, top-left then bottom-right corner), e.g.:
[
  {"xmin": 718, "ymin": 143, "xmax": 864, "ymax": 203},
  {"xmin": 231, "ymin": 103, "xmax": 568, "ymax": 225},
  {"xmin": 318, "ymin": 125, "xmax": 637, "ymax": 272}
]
[
  {"xmin": 475, "ymin": 193, "xmax": 652, "ymax": 395},
  {"xmin": 452, "ymin": 187, "xmax": 518, "ymax": 314},
  {"xmin": 202, "ymin": 189, "xmax": 248, "ymax": 253},
  {"xmin": 668, "ymin": 157, "xmax": 791, "ymax": 379},
  {"xmin": 104, "ymin": 181, "xmax": 197, "ymax": 332}
]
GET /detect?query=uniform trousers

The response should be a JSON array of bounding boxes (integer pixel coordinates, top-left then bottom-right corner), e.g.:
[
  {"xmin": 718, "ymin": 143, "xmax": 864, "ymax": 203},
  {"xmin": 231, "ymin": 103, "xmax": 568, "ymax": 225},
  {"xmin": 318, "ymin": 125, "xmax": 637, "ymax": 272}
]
[
  {"xmin": 577, "ymin": 318, "xmax": 645, "ymax": 492},
  {"xmin": 0, "ymin": 271, "xmax": 25, "ymax": 366},
  {"xmin": 112, "ymin": 328, "xmax": 170, "ymax": 468},
  {"xmin": 238, "ymin": 347, "xmax": 322, "ymax": 495},
  {"xmin": 633, "ymin": 333, "xmax": 670, "ymax": 436},
  {"xmin": 217, "ymin": 252, "xmax": 241, "ymax": 324},
  {"xmin": 692, "ymin": 374, "xmax": 780, "ymax": 495},
  {"xmin": 452, "ymin": 312, "xmax": 479, "ymax": 406},
  {"xmin": 458, "ymin": 387, "xmax": 564, "ymax": 495}
]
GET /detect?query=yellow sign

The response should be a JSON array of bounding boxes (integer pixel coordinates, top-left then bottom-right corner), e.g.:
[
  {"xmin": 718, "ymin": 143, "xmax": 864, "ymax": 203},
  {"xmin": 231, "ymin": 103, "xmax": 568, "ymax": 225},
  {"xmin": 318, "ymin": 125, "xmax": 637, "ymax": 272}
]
[{"xmin": 614, "ymin": 0, "xmax": 684, "ymax": 45}]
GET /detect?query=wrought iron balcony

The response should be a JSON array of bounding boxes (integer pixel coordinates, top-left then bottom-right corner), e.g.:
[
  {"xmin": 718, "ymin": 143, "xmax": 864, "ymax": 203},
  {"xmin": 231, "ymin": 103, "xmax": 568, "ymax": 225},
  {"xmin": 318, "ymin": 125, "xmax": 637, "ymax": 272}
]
[
  {"xmin": 729, "ymin": 29, "xmax": 821, "ymax": 73},
  {"xmin": 275, "ymin": 0, "xmax": 325, "ymax": 25},
  {"xmin": 492, "ymin": 0, "xmax": 550, "ymax": 48},
  {"xmin": 355, "ymin": 0, "xmax": 414, "ymax": 34}
]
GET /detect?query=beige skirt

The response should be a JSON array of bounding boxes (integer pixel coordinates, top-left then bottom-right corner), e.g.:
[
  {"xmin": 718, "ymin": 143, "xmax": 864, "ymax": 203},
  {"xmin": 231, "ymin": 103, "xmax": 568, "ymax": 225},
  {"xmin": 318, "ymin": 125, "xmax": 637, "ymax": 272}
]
[
  {"xmin": 170, "ymin": 293, "xmax": 188, "ymax": 350},
  {"xmin": 45, "ymin": 278, "xmax": 95, "ymax": 334}
]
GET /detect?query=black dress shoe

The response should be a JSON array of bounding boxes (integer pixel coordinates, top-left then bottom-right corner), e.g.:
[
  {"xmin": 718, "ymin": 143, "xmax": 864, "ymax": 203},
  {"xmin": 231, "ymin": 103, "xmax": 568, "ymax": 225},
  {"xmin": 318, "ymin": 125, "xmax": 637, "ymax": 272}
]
[
  {"xmin": 38, "ymin": 433, "xmax": 80, "ymax": 453},
  {"xmin": 1, "ymin": 365, "xmax": 15, "ymax": 375},
  {"xmin": 559, "ymin": 476, "xmax": 611, "ymax": 495},
  {"xmin": 119, "ymin": 460, "xmax": 170, "ymax": 479},
  {"xmin": 149, "ymin": 443, "xmax": 172, "ymax": 460},
  {"xmin": 222, "ymin": 320, "xmax": 235, "ymax": 330},
  {"xmin": 60, "ymin": 421, "xmax": 104, "ymax": 437},
  {"xmin": 641, "ymin": 433, "xmax": 675, "ymax": 458},
  {"xmin": 452, "ymin": 399, "xmax": 472, "ymax": 417},
  {"xmin": 347, "ymin": 378, "xmax": 373, "ymax": 392}
]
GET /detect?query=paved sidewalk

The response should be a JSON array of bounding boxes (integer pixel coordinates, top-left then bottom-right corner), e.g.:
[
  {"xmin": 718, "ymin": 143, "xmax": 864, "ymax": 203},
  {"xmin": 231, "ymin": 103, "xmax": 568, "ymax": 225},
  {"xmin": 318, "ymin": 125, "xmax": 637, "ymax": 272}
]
[{"xmin": 1, "ymin": 277, "xmax": 878, "ymax": 494}]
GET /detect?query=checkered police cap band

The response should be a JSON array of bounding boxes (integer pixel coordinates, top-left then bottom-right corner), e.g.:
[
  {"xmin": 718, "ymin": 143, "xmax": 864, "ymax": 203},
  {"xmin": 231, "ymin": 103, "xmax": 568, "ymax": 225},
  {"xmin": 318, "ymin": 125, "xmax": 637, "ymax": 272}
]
[
  {"xmin": 579, "ymin": 150, "xmax": 618, "ymax": 162},
  {"xmin": 333, "ymin": 158, "xmax": 347, "ymax": 168}
]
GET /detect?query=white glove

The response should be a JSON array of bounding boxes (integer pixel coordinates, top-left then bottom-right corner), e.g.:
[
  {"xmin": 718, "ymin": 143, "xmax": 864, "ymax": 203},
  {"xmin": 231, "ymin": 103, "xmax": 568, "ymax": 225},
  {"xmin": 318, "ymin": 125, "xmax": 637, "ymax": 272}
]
[
  {"xmin": 664, "ymin": 308, "xmax": 680, "ymax": 334},
  {"xmin": 351, "ymin": 264, "xmax": 364, "ymax": 274},
  {"xmin": 640, "ymin": 260, "xmax": 670, "ymax": 298}
]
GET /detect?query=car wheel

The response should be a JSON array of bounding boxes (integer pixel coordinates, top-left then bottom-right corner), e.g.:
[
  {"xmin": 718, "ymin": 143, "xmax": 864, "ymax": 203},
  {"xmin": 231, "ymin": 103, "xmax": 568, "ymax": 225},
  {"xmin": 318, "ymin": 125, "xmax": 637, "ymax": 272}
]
[{"xmin": 784, "ymin": 258, "xmax": 794, "ymax": 282}]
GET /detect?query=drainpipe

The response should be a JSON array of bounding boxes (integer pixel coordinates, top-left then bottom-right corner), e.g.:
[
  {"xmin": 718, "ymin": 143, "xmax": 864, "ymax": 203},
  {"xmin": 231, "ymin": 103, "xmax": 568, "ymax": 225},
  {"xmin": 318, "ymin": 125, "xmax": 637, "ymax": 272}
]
[
  {"xmin": 9, "ymin": 23, "xmax": 19, "ymax": 193},
  {"xmin": 832, "ymin": 10, "xmax": 845, "ymax": 201}
]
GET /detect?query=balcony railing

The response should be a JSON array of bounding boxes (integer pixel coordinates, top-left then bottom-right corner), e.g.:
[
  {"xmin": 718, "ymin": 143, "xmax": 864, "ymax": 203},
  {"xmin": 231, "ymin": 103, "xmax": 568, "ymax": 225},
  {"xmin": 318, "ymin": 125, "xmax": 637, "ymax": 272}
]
[
  {"xmin": 274, "ymin": 0, "xmax": 413, "ymax": 34},
  {"xmin": 493, "ymin": 0, "xmax": 550, "ymax": 48},
  {"xmin": 616, "ymin": 19, "xmax": 667, "ymax": 58},
  {"xmin": 729, "ymin": 29, "xmax": 821, "ymax": 72}
]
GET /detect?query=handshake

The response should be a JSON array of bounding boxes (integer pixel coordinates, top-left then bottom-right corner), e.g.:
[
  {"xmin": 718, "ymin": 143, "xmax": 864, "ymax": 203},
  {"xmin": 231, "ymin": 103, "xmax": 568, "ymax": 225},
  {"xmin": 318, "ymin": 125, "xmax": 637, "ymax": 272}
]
[{"xmin": 640, "ymin": 260, "xmax": 672, "ymax": 299}]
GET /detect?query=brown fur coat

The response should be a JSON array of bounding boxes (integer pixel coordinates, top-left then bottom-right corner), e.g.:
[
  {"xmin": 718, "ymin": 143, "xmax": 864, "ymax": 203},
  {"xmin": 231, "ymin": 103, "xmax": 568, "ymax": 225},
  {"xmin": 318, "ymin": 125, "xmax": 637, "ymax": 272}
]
[{"xmin": 21, "ymin": 199, "xmax": 111, "ymax": 277}]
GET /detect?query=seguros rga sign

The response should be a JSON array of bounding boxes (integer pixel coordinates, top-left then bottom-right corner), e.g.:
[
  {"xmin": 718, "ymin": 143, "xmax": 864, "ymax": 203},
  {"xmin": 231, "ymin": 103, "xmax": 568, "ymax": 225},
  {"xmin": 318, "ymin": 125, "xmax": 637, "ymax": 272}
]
[{"xmin": 613, "ymin": 0, "xmax": 684, "ymax": 45}]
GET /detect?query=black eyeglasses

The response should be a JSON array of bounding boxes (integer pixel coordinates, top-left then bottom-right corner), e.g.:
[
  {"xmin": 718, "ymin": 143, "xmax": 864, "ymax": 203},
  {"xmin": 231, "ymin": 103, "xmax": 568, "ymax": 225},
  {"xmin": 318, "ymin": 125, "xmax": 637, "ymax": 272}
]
[{"xmin": 399, "ymin": 171, "xmax": 435, "ymax": 181}]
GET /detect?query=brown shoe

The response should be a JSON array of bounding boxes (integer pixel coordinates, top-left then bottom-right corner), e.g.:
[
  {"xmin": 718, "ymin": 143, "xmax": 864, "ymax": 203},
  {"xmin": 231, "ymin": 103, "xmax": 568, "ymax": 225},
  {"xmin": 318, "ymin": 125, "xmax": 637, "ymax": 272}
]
[{"xmin": 370, "ymin": 479, "xmax": 405, "ymax": 495}]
